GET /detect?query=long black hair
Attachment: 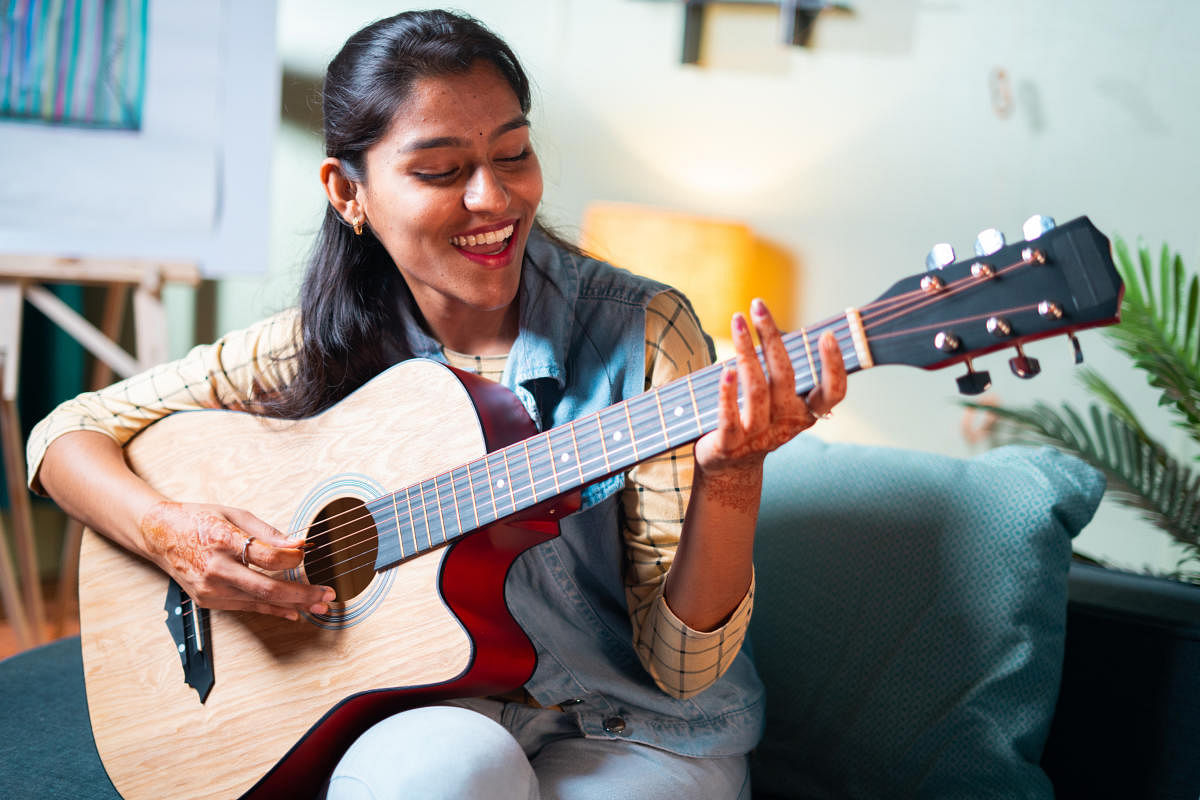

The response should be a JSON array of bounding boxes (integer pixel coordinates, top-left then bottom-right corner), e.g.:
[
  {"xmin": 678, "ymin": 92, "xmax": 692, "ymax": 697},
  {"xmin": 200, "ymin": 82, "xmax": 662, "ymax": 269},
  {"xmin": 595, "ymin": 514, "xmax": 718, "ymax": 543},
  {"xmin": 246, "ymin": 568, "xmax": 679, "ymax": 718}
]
[{"xmin": 259, "ymin": 10, "xmax": 533, "ymax": 419}]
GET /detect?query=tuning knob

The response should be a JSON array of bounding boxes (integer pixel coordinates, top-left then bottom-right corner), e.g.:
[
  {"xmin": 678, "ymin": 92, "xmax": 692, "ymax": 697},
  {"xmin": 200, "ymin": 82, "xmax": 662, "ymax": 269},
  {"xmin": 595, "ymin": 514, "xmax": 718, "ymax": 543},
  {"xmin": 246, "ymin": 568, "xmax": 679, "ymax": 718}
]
[
  {"xmin": 1022, "ymin": 214, "xmax": 1056, "ymax": 241},
  {"xmin": 974, "ymin": 228, "xmax": 1006, "ymax": 256},
  {"xmin": 925, "ymin": 243, "xmax": 956, "ymax": 271},
  {"xmin": 956, "ymin": 360, "xmax": 992, "ymax": 395},
  {"xmin": 1008, "ymin": 344, "xmax": 1041, "ymax": 378}
]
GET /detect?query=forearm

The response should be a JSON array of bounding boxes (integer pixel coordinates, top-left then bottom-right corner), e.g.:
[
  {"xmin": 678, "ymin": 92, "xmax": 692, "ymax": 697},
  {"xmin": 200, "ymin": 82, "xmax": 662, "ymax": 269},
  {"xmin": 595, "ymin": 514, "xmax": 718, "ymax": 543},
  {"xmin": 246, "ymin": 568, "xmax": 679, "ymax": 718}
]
[
  {"xmin": 662, "ymin": 459, "xmax": 762, "ymax": 631},
  {"xmin": 38, "ymin": 430, "xmax": 164, "ymax": 557}
]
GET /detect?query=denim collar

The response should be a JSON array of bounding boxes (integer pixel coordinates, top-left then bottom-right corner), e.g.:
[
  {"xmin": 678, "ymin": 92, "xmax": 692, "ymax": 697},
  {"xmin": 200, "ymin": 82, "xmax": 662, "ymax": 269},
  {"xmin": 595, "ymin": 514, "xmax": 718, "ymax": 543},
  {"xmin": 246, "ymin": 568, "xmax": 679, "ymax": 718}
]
[{"xmin": 395, "ymin": 226, "xmax": 575, "ymax": 393}]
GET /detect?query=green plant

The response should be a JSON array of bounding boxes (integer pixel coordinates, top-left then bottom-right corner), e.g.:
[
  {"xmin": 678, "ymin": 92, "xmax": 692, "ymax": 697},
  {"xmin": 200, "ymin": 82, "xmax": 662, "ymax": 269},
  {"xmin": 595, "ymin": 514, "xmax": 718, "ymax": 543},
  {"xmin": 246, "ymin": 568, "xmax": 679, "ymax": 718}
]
[{"xmin": 975, "ymin": 237, "xmax": 1200, "ymax": 584}]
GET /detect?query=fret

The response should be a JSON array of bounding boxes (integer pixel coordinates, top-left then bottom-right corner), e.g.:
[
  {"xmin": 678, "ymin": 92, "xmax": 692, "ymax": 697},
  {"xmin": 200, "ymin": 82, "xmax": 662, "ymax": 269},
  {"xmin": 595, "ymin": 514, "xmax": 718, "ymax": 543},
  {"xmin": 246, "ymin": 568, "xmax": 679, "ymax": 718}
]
[
  {"xmin": 626, "ymin": 391, "xmax": 667, "ymax": 456},
  {"xmin": 390, "ymin": 494, "xmax": 406, "ymax": 559},
  {"xmin": 402, "ymin": 484, "xmax": 423, "ymax": 557},
  {"xmin": 681, "ymin": 372, "xmax": 705, "ymax": 442},
  {"xmin": 450, "ymin": 464, "xmax": 477, "ymax": 531},
  {"xmin": 505, "ymin": 443, "xmax": 536, "ymax": 509},
  {"xmin": 485, "ymin": 451, "xmax": 516, "ymax": 519},
  {"xmin": 366, "ymin": 493, "xmax": 404, "ymax": 567},
  {"xmin": 595, "ymin": 405, "xmax": 635, "ymax": 472},
  {"xmin": 658, "ymin": 378, "xmax": 701, "ymax": 450},
  {"xmin": 467, "ymin": 457, "xmax": 496, "ymax": 527},
  {"xmin": 621, "ymin": 399, "xmax": 641, "ymax": 462},
  {"xmin": 524, "ymin": 432, "xmax": 557, "ymax": 498},
  {"xmin": 546, "ymin": 424, "xmax": 583, "ymax": 490},
  {"xmin": 429, "ymin": 473, "xmax": 448, "ymax": 548},
  {"xmin": 799, "ymin": 326, "xmax": 817, "ymax": 388},
  {"xmin": 583, "ymin": 413, "xmax": 612, "ymax": 477}
]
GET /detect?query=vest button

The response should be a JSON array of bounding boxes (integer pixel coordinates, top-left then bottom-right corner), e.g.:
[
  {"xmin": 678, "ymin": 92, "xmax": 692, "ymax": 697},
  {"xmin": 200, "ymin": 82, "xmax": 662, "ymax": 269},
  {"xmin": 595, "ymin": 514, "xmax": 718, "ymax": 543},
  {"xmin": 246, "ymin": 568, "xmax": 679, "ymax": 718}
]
[{"xmin": 603, "ymin": 716, "xmax": 627, "ymax": 734}]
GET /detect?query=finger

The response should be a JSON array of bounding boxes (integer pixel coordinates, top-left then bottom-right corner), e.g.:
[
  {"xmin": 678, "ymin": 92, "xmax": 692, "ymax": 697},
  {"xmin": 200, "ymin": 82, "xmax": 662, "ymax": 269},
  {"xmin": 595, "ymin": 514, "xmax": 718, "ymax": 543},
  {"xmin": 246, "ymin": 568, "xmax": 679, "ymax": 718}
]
[
  {"xmin": 749, "ymin": 298, "xmax": 800, "ymax": 408},
  {"xmin": 212, "ymin": 557, "xmax": 334, "ymax": 611},
  {"xmin": 732, "ymin": 312, "xmax": 768, "ymax": 432},
  {"xmin": 806, "ymin": 331, "xmax": 848, "ymax": 416},
  {"xmin": 222, "ymin": 508, "xmax": 304, "ymax": 571},
  {"xmin": 202, "ymin": 597, "xmax": 304, "ymax": 621},
  {"xmin": 707, "ymin": 364, "xmax": 743, "ymax": 445}
]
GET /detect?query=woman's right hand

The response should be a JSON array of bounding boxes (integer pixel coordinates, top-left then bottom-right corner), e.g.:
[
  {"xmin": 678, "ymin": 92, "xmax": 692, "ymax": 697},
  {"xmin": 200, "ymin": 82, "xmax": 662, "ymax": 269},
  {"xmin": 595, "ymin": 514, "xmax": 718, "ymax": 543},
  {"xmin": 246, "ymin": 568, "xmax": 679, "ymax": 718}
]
[{"xmin": 139, "ymin": 500, "xmax": 335, "ymax": 621}]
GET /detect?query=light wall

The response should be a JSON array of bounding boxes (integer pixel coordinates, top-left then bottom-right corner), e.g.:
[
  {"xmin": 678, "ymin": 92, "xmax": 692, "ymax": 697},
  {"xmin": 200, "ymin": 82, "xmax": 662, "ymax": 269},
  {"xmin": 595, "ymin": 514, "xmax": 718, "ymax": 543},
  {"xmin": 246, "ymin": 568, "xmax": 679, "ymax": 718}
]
[{"xmin": 190, "ymin": 0, "xmax": 1199, "ymax": 575}]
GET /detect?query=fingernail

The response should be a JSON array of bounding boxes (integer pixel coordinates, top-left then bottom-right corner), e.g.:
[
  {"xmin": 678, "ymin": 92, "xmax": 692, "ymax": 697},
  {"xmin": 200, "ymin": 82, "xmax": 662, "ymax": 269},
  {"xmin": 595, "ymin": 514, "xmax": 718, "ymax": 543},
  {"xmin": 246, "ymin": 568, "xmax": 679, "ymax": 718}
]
[
  {"xmin": 733, "ymin": 313, "xmax": 748, "ymax": 334},
  {"xmin": 310, "ymin": 602, "xmax": 329, "ymax": 615},
  {"xmin": 751, "ymin": 298, "xmax": 766, "ymax": 317},
  {"xmin": 287, "ymin": 611, "xmax": 299, "ymax": 622},
  {"xmin": 322, "ymin": 589, "xmax": 336, "ymax": 603}
]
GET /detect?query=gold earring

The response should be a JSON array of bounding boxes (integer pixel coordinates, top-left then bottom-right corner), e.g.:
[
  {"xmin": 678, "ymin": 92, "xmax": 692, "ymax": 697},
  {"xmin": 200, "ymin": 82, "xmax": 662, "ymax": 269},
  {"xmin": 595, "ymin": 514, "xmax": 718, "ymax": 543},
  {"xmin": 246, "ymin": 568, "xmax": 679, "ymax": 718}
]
[{"xmin": 353, "ymin": 216, "xmax": 364, "ymax": 236}]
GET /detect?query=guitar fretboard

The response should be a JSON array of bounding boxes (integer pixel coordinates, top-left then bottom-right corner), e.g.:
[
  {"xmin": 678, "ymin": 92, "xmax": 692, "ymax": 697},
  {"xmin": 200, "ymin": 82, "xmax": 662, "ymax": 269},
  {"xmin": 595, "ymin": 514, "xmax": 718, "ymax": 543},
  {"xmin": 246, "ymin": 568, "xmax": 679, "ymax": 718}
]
[{"xmin": 367, "ymin": 320, "xmax": 864, "ymax": 570}]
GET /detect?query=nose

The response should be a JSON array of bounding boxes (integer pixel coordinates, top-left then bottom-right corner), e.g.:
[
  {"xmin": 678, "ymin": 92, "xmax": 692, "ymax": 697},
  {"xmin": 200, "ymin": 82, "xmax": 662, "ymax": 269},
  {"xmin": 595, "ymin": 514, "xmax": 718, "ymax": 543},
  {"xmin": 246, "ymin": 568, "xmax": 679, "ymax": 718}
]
[{"xmin": 463, "ymin": 165, "xmax": 509, "ymax": 213}]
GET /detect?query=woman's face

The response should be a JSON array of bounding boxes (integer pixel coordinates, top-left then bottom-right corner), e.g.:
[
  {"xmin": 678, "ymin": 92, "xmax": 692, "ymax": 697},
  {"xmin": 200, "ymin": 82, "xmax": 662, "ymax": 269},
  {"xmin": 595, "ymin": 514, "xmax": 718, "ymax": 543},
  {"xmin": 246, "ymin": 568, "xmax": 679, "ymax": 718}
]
[{"xmin": 356, "ymin": 61, "xmax": 543, "ymax": 345}]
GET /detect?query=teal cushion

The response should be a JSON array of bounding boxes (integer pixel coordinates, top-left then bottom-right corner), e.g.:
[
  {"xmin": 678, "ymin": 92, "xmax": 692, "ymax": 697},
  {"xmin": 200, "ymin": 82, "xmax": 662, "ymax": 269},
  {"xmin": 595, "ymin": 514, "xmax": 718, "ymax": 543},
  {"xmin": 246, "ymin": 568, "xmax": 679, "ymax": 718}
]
[{"xmin": 748, "ymin": 439, "xmax": 1105, "ymax": 799}]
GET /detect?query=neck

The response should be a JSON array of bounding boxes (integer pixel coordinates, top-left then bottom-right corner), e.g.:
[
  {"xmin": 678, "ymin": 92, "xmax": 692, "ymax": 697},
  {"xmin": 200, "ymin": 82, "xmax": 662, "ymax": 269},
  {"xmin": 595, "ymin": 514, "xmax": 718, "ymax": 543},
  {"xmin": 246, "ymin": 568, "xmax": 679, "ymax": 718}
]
[{"xmin": 420, "ymin": 299, "xmax": 519, "ymax": 356}]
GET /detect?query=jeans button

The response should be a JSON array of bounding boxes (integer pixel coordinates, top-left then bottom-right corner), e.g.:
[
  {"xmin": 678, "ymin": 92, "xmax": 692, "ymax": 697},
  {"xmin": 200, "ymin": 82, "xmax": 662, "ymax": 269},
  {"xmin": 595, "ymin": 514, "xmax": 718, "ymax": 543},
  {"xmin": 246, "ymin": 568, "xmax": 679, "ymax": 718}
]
[{"xmin": 603, "ymin": 716, "xmax": 626, "ymax": 734}]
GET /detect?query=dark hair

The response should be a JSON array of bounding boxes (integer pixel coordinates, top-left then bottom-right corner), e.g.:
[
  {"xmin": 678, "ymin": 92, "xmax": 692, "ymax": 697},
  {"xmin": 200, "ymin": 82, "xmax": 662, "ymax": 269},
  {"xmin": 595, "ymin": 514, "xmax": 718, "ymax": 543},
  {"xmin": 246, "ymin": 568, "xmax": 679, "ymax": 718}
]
[{"xmin": 259, "ymin": 10, "xmax": 533, "ymax": 419}]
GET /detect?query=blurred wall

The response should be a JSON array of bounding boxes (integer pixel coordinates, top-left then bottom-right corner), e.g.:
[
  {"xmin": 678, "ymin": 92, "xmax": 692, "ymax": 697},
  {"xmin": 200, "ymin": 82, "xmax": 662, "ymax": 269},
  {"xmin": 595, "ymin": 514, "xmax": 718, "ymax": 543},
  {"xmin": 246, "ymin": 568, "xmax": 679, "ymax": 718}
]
[{"xmin": 189, "ymin": 0, "xmax": 1199, "ymax": 574}]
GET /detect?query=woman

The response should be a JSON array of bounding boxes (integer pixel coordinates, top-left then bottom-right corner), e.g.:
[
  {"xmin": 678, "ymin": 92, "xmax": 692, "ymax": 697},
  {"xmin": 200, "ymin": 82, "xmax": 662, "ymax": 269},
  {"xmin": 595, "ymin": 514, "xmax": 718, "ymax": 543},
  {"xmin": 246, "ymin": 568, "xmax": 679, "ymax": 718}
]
[{"xmin": 28, "ymin": 10, "xmax": 846, "ymax": 799}]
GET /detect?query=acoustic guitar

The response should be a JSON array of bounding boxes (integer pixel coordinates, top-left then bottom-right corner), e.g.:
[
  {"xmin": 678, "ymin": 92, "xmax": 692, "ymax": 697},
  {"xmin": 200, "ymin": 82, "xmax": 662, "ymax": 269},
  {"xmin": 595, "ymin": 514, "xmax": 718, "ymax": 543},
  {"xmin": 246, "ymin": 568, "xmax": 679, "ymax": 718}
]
[{"xmin": 78, "ymin": 215, "xmax": 1122, "ymax": 798}]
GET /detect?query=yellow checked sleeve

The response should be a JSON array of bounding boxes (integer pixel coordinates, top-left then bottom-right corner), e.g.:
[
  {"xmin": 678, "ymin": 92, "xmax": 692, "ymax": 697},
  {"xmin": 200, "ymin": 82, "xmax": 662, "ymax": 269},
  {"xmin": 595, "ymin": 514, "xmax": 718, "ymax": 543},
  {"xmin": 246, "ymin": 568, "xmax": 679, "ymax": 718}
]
[
  {"xmin": 622, "ymin": 291, "xmax": 756, "ymax": 700},
  {"xmin": 26, "ymin": 309, "xmax": 302, "ymax": 493}
]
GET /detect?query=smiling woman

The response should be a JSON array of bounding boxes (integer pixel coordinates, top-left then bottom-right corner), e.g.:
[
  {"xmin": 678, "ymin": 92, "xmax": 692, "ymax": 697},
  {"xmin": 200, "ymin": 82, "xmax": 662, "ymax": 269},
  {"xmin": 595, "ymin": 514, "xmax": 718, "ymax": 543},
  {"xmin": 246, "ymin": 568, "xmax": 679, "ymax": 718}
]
[
  {"xmin": 26, "ymin": 8, "xmax": 846, "ymax": 799},
  {"xmin": 319, "ymin": 62, "xmax": 543, "ymax": 355}
]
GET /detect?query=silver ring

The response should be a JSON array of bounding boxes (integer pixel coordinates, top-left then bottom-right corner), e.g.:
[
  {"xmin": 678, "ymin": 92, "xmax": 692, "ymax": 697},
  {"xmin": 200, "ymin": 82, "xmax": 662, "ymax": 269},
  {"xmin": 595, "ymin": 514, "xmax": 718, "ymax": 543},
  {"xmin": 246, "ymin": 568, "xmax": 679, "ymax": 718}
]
[{"xmin": 241, "ymin": 536, "xmax": 255, "ymax": 567}]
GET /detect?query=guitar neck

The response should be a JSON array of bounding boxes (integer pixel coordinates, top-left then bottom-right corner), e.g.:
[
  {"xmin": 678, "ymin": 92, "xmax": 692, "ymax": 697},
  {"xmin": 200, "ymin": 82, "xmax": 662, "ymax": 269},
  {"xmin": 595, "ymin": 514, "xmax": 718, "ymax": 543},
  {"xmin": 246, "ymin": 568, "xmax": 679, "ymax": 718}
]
[{"xmin": 369, "ymin": 312, "xmax": 870, "ymax": 570}]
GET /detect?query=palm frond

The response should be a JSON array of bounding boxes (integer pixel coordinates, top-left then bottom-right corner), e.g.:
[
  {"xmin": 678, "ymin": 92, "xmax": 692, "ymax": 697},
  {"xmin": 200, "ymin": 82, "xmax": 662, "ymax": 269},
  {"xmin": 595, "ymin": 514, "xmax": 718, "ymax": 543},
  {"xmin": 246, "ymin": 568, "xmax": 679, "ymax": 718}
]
[
  {"xmin": 973, "ymin": 401, "xmax": 1200, "ymax": 583},
  {"xmin": 1110, "ymin": 238, "xmax": 1200, "ymax": 440}
]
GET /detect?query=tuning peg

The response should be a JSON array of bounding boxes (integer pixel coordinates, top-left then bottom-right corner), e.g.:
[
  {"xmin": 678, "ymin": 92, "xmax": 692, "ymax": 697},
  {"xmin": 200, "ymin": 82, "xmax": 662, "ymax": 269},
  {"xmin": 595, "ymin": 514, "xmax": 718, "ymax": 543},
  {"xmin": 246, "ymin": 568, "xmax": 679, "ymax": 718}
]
[
  {"xmin": 1022, "ymin": 214, "xmax": 1056, "ymax": 241},
  {"xmin": 974, "ymin": 228, "xmax": 1006, "ymax": 256},
  {"xmin": 956, "ymin": 360, "xmax": 992, "ymax": 395},
  {"xmin": 1069, "ymin": 333, "xmax": 1084, "ymax": 364},
  {"xmin": 1008, "ymin": 344, "xmax": 1041, "ymax": 378},
  {"xmin": 925, "ymin": 243, "xmax": 956, "ymax": 271}
]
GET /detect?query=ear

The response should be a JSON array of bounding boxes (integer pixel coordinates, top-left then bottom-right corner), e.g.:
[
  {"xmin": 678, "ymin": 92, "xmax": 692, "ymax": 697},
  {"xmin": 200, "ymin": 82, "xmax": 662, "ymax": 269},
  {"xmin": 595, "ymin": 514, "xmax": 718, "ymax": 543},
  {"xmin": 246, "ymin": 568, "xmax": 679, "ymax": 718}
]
[{"xmin": 320, "ymin": 158, "xmax": 364, "ymax": 225}]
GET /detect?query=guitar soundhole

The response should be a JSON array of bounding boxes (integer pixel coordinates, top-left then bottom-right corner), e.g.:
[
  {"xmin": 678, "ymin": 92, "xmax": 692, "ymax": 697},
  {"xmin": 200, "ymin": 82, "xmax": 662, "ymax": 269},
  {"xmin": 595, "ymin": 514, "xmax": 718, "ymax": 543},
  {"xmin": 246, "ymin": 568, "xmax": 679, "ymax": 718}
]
[{"xmin": 303, "ymin": 497, "xmax": 378, "ymax": 602}]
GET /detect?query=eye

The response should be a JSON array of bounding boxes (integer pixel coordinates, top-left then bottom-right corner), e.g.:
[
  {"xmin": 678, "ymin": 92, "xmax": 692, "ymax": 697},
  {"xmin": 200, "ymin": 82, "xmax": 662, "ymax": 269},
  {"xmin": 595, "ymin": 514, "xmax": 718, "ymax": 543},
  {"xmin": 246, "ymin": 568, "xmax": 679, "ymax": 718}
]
[
  {"xmin": 414, "ymin": 167, "xmax": 459, "ymax": 182},
  {"xmin": 496, "ymin": 148, "xmax": 531, "ymax": 164}
]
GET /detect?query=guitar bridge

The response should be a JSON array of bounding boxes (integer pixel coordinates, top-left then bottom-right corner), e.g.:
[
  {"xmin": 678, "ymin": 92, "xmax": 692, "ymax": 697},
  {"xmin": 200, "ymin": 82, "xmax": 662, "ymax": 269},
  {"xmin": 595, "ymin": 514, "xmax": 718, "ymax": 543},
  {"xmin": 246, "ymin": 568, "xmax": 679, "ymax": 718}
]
[{"xmin": 164, "ymin": 579, "xmax": 215, "ymax": 702}]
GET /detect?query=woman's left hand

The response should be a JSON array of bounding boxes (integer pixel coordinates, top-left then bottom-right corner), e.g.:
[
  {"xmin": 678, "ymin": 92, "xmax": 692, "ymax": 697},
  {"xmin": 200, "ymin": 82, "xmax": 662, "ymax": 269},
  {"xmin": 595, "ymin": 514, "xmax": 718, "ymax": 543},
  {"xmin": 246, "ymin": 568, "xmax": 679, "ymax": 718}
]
[{"xmin": 694, "ymin": 298, "xmax": 847, "ymax": 477}]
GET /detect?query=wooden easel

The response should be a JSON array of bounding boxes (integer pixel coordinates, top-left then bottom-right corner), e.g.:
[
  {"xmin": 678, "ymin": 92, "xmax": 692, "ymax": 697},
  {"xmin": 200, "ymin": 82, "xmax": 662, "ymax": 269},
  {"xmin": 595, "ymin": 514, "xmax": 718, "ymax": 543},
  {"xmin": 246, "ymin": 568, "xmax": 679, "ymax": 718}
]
[{"xmin": 0, "ymin": 254, "xmax": 200, "ymax": 650}]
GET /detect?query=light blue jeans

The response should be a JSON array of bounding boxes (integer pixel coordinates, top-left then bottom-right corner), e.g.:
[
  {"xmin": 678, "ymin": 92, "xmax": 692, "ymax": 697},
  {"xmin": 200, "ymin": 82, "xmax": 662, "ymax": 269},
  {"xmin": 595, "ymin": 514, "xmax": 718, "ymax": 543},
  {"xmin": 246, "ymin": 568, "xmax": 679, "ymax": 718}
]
[{"xmin": 325, "ymin": 698, "xmax": 751, "ymax": 800}]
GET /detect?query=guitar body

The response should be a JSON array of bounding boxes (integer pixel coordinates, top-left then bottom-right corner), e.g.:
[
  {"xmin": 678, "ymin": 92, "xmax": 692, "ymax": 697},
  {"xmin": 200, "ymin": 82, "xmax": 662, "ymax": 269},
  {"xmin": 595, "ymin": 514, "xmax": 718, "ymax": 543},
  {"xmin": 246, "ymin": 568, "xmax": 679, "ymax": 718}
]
[{"xmin": 78, "ymin": 360, "xmax": 562, "ymax": 799}]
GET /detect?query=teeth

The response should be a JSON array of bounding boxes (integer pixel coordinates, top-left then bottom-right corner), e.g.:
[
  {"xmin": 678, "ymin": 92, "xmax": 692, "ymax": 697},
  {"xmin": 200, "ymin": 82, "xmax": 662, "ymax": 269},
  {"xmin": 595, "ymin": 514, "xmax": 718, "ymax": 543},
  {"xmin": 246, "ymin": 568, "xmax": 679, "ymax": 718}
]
[{"xmin": 451, "ymin": 223, "xmax": 514, "ymax": 248}]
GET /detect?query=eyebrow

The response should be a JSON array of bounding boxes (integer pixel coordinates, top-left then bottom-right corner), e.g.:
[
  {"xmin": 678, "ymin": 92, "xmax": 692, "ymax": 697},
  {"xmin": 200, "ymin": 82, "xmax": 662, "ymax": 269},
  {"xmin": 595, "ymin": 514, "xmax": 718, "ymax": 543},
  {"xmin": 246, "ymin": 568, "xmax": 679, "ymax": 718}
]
[{"xmin": 401, "ymin": 115, "xmax": 531, "ymax": 153}]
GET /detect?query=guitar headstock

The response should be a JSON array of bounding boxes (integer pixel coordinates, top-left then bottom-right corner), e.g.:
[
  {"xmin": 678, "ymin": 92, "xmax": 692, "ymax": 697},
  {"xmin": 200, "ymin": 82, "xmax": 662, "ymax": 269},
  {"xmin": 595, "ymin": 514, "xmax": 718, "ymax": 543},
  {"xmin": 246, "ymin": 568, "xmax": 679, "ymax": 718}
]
[{"xmin": 862, "ymin": 215, "xmax": 1123, "ymax": 394}]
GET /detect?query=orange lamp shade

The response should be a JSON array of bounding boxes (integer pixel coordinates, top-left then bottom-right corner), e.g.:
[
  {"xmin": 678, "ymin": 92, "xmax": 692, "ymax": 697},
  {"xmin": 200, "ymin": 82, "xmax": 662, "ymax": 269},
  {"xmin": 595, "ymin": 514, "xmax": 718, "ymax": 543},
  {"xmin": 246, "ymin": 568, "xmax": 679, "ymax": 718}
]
[{"xmin": 580, "ymin": 203, "xmax": 794, "ymax": 339}]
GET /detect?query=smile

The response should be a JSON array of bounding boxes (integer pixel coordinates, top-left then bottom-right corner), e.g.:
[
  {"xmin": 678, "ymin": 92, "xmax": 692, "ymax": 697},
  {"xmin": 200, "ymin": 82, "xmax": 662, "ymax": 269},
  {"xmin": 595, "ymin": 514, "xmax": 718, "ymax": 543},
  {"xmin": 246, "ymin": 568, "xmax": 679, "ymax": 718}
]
[{"xmin": 449, "ymin": 223, "xmax": 515, "ymax": 253}]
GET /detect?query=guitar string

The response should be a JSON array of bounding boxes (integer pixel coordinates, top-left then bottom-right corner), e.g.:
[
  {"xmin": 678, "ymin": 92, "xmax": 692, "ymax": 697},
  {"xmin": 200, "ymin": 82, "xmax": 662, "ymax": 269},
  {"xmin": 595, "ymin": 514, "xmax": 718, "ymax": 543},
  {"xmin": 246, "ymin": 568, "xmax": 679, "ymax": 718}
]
[
  {"xmin": 280, "ymin": 260, "xmax": 1028, "ymax": 568},
  {"xmin": 280, "ymin": 321, "xmax": 856, "ymax": 563},
  {"xmin": 275, "ymin": 281, "xmax": 932, "ymax": 554},
  {"xmin": 271, "ymin": 253, "xmax": 1043, "ymax": 569}
]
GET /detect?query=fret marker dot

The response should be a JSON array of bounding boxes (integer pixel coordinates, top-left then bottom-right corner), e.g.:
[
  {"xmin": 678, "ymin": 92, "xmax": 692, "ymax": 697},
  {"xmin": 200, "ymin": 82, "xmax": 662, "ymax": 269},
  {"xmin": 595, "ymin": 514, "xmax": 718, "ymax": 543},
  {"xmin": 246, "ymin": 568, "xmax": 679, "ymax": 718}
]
[
  {"xmin": 674, "ymin": 406, "xmax": 683, "ymax": 417},
  {"xmin": 496, "ymin": 478, "xmax": 505, "ymax": 489},
  {"xmin": 613, "ymin": 432, "xmax": 623, "ymax": 441},
  {"xmin": 560, "ymin": 453, "xmax": 570, "ymax": 462}
]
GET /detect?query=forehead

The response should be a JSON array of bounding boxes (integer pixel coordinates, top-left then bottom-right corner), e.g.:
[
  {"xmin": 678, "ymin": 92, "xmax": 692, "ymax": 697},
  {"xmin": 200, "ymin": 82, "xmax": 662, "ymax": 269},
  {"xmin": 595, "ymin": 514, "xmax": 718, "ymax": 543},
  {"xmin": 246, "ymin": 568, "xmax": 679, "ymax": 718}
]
[{"xmin": 387, "ymin": 62, "xmax": 525, "ymax": 146}]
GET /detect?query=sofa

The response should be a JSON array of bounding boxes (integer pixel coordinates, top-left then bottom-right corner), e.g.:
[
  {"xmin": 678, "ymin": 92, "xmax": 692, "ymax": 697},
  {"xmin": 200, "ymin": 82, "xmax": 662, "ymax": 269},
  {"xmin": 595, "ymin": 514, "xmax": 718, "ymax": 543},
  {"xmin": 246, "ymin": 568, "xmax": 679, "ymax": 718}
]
[{"xmin": 2, "ymin": 436, "xmax": 1197, "ymax": 799}]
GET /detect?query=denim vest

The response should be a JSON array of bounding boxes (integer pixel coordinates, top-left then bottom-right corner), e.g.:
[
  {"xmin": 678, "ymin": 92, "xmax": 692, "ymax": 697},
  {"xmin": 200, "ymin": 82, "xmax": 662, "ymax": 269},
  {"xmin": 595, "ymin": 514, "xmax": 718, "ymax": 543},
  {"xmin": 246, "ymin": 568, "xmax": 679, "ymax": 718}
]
[{"xmin": 396, "ymin": 229, "xmax": 765, "ymax": 758}]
